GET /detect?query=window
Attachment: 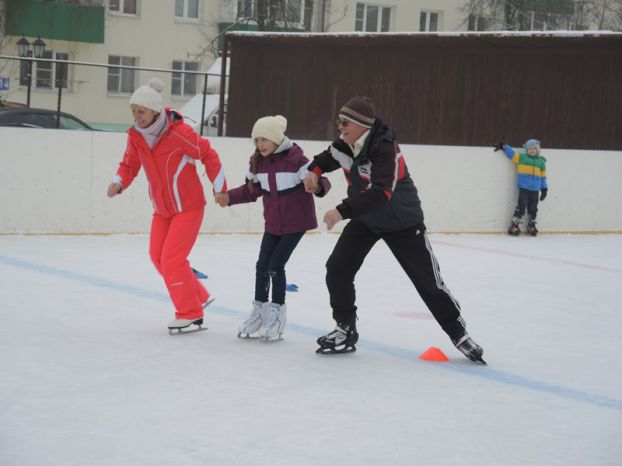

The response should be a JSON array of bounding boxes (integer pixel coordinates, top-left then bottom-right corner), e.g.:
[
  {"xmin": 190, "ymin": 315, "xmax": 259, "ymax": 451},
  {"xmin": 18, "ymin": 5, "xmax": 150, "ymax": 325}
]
[
  {"xmin": 380, "ymin": 6, "xmax": 391, "ymax": 32},
  {"xmin": 468, "ymin": 14, "xmax": 487, "ymax": 31},
  {"xmin": 55, "ymin": 53, "xmax": 69, "ymax": 89},
  {"xmin": 237, "ymin": 0, "xmax": 306, "ymax": 28},
  {"xmin": 172, "ymin": 61, "xmax": 199, "ymax": 97},
  {"xmin": 286, "ymin": 0, "xmax": 302, "ymax": 24},
  {"xmin": 420, "ymin": 10, "xmax": 440, "ymax": 31},
  {"xmin": 36, "ymin": 51, "xmax": 53, "ymax": 89},
  {"xmin": 175, "ymin": 0, "xmax": 199, "ymax": 20},
  {"xmin": 109, "ymin": 0, "xmax": 137, "ymax": 15},
  {"xmin": 303, "ymin": 0, "xmax": 313, "ymax": 30},
  {"xmin": 58, "ymin": 115, "xmax": 89, "ymax": 130},
  {"xmin": 355, "ymin": 3, "xmax": 392, "ymax": 32},
  {"xmin": 107, "ymin": 55, "xmax": 137, "ymax": 94},
  {"xmin": 1, "ymin": 112, "xmax": 52, "ymax": 128},
  {"xmin": 33, "ymin": 51, "xmax": 69, "ymax": 89},
  {"xmin": 237, "ymin": 0, "xmax": 255, "ymax": 18},
  {"xmin": 366, "ymin": 5, "xmax": 378, "ymax": 31}
]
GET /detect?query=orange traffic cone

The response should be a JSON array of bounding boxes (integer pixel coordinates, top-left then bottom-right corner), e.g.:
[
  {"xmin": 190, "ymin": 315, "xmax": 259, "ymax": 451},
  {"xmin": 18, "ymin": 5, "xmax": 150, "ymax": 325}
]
[{"xmin": 419, "ymin": 346, "xmax": 449, "ymax": 362}]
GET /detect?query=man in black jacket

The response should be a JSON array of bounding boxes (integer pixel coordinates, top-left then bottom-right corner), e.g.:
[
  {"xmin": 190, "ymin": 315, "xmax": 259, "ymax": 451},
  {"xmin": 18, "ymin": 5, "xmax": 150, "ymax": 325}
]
[{"xmin": 304, "ymin": 96, "xmax": 485, "ymax": 363}]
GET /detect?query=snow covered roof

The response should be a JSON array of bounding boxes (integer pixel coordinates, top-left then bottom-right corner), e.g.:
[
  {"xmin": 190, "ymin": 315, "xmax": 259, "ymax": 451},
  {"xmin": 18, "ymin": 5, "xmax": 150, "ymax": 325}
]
[
  {"xmin": 226, "ymin": 30, "xmax": 622, "ymax": 50},
  {"xmin": 227, "ymin": 30, "xmax": 622, "ymax": 39},
  {"xmin": 177, "ymin": 93, "xmax": 224, "ymax": 128}
]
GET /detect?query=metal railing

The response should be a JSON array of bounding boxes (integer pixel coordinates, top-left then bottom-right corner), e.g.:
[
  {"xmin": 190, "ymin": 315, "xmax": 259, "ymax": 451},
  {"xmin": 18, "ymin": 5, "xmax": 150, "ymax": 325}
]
[{"xmin": 0, "ymin": 54, "xmax": 228, "ymax": 135}]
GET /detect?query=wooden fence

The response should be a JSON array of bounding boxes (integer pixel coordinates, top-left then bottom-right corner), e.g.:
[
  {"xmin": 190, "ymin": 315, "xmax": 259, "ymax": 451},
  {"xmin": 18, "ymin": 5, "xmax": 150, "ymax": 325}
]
[{"xmin": 225, "ymin": 32, "xmax": 622, "ymax": 150}]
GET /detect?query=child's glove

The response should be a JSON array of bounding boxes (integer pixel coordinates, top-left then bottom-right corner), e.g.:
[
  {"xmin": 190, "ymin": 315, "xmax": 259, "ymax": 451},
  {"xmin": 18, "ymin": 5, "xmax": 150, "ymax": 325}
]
[
  {"xmin": 493, "ymin": 142, "xmax": 505, "ymax": 152},
  {"xmin": 540, "ymin": 188, "xmax": 548, "ymax": 201}
]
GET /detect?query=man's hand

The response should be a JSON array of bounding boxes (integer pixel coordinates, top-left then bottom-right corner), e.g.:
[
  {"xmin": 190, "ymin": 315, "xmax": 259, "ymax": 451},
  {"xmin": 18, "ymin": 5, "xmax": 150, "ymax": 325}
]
[
  {"xmin": 214, "ymin": 192, "xmax": 229, "ymax": 207},
  {"xmin": 107, "ymin": 182, "xmax": 122, "ymax": 198},
  {"xmin": 323, "ymin": 209, "xmax": 343, "ymax": 231},
  {"xmin": 493, "ymin": 142, "xmax": 505, "ymax": 152},
  {"xmin": 303, "ymin": 172, "xmax": 319, "ymax": 193}
]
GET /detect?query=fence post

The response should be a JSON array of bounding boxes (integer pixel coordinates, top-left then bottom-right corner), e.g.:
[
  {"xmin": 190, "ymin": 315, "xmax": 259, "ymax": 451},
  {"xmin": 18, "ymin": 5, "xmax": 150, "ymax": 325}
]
[
  {"xmin": 55, "ymin": 60, "xmax": 66, "ymax": 128},
  {"xmin": 217, "ymin": 34, "xmax": 228, "ymax": 137},
  {"xmin": 200, "ymin": 72, "xmax": 208, "ymax": 136}
]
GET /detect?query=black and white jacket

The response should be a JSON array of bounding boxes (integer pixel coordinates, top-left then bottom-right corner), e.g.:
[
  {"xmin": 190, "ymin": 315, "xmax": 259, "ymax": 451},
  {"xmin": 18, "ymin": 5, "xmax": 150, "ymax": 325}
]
[{"xmin": 308, "ymin": 118, "xmax": 425, "ymax": 233}]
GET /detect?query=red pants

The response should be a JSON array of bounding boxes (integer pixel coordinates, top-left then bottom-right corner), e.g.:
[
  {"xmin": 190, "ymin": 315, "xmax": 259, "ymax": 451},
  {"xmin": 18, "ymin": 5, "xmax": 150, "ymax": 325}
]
[{"xmin": 149, "ymin": 208, "xmax": 209, "ymax": 320}]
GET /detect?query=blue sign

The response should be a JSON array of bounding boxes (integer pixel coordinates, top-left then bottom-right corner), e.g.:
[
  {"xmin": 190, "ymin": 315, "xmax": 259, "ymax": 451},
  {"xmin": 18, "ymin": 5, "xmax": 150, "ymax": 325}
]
[{"xmin": 0, "ymin": 77, "xmax": 9, "ymax": 91}]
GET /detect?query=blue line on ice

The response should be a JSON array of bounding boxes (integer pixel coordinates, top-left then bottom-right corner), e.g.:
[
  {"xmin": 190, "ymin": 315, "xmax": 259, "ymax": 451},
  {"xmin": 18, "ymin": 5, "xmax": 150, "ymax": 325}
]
[{"xmin": 2, "ymin": 253, "xmax": 621, "ymax": 413}]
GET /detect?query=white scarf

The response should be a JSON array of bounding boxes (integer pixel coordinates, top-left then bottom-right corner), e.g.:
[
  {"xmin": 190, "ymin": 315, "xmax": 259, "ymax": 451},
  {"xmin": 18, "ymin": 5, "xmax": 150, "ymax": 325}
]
[{"xmin": 134, "ymin": 111, "xmax": 167, "ymax": 149}]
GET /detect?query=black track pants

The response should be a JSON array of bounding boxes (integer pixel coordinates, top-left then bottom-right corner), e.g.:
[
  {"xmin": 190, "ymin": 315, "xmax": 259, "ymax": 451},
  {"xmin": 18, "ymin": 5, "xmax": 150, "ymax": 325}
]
[{"xmin": 325, "ymin": 220, "xmax": 467, "ymax": 341}]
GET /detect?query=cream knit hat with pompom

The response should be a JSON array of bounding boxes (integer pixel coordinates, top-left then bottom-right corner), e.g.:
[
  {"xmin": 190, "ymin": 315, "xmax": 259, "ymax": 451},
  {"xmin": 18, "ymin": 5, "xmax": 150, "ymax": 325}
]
[
  {"xmin": 129, "ymin": 77, "xmax": 165, "ymax": 112},
  {"xmin": 251, "ymin": 115, "xmax": 287, "ymax": 145}
]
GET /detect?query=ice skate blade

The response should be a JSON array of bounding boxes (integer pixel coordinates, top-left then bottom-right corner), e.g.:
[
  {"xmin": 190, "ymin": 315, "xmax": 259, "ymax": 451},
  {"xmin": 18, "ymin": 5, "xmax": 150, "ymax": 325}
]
[
  {"xmin": 168, "ymin": 320, "xmax": 207, "ymax": 335},
  {"xmin": 237, "ymin": 332, "xmax": 284, "ymax": 341},
  {"xmin": 316, "ymin": 345, "xmax": 356, "ymax": 355},
  {"xmin": 463, "ymin": 354, "xmax": 487, "ymax": 365},
  {"xmin": 168, "ymin": 326, "xmax": 207, "ymax": 335},
  {"xmin": 259, "ymin": 334, "xmax": 284, "ymax": 343}
]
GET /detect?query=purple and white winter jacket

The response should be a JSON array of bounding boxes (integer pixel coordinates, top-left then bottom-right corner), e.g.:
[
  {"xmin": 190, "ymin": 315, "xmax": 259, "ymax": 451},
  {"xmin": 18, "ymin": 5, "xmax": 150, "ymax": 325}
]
[{"xmin": 227, "ymin": 138, "xmax": 331, "ymax": 235}]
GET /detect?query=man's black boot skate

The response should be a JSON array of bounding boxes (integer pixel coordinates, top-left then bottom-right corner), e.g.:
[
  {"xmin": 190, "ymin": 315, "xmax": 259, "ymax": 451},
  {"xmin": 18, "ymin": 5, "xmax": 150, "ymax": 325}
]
[
  {"xmin": 316, "ymin": 321, "xmax": 359, "ymax": 354},
  {"xmin": 452, "ymin": 334, "xmax": 486, "ymax": 364}
]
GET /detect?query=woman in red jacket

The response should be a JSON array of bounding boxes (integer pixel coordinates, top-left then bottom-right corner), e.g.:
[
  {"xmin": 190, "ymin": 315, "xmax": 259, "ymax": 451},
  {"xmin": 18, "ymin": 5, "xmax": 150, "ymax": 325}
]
[{"xmin": 107, "ymin": 77, "xmax": 227, "ymax": 333}]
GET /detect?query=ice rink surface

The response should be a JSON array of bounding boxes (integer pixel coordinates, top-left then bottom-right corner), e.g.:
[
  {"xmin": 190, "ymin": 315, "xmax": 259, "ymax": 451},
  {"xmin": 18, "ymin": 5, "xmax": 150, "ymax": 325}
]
[{"xmin": 1, "ymin": 233, "xmax": 621, "ymax": 466}]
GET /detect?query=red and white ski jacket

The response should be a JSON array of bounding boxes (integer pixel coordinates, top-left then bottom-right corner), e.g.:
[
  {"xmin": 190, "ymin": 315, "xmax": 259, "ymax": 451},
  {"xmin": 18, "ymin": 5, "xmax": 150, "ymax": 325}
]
[{"xmin": 114, "ymin": 108, "xmax": 227, "ymax": 217}]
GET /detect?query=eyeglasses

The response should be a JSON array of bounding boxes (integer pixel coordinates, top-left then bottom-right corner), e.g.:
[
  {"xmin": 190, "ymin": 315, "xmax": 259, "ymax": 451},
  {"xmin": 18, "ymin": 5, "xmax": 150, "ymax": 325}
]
[{"xmin": 336, "ymin": 119, "xmax": 349, "ymax": 128}]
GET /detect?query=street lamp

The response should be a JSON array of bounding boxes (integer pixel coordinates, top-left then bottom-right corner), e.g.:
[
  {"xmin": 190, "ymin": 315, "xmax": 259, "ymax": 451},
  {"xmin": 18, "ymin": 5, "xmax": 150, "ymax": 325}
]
[{"xmin": 16, "ymin": 36, "xmax": 47, "ymax": 107}]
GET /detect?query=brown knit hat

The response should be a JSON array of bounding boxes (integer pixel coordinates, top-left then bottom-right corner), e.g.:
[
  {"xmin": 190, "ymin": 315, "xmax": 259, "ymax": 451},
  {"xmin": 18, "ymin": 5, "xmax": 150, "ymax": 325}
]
[{"xmin": 339, "ymin": 96, "xmax": 375, "ymax": 128}]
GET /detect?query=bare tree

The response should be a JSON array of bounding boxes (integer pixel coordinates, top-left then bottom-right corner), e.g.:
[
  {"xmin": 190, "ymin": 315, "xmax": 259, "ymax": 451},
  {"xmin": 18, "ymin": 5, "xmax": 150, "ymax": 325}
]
[
  {"xmin": 459, "ymin": 0, "xmax": 507, "ymax": 29},
  {"xmin": 579, "ymin": 0, "xmax": 622, "ymax": 29},
  {"xmin": 502, "ymin": 0, "xmax": 575, "ymax": 30},
  {"xmin": 460, "ymin": 0, "xmax": 621, "ymax": 30},
  {"xmin": 460, "ymin": 0, "xmax": 547, "ymax": 30},
  {"xmin": 243, "ymin": 0, "xmax": 310, "ymax": 31},
  {"xmin": 198, "ymin": 1, "xmax": 316, "ymax": 59}
]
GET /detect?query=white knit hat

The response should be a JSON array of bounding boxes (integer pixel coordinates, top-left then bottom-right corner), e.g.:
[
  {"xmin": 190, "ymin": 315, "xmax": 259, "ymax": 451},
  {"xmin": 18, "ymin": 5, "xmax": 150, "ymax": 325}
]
[
  {"xmin": 129, "ymin": 77, "xmax": 165, "ymax": 112},
  {"xmin": 251, "ymin": 115, "xmax": 287, "ymax": 145}
]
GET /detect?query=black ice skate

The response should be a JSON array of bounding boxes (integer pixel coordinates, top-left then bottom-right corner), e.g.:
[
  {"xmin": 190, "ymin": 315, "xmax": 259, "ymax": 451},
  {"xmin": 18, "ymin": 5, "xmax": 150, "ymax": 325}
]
[
  {"xmin": 507, "ymin": 217, "xmax": 521, "ymax": 236},
  {"xmin": 316, "ymin": 322, "xmax": 359, "ymax": 354},
  {"xmin": 452, "ymin": 334, "xmax": 486, "ymax": 364},
  {"xmin": 168, "ymin": 317, "xmax": 207, "ymax": 335},
  {"xmin": 527, "ymin": 220, "xmax": 538, "ymax": 236}
]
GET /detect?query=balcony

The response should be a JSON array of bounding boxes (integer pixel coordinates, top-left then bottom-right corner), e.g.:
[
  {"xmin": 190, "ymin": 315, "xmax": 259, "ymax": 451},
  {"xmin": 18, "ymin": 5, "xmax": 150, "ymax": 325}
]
[{"xmin": 6, "ymin": 0, "xmax": 105, "ymax": 44}]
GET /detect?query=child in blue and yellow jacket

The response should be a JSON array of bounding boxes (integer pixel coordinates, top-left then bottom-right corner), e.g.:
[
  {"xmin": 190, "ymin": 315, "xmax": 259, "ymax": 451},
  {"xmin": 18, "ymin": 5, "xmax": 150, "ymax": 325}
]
[{"xmin": 495, "ymin": 139, "xmax": 548, "ymax": 236}]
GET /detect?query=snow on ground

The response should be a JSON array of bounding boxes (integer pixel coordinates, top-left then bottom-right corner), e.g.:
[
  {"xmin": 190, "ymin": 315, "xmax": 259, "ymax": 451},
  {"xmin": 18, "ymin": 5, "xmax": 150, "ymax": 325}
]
[{"xmin": 1, "ymin": 233, "xmax": 621, "ymax": 466}]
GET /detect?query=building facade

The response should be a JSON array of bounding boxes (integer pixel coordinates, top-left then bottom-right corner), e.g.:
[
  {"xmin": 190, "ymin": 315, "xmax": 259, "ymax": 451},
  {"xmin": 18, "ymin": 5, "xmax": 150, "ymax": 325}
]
[
  {"xmin": 1, "ymin": 0, "xmax": 224, "ymax": 128},
  {"xmin": 3, "ymin": 1, "xmax": 614, "ymax": 128},
  {"xmin": 322, "ymin": 0, "xmax": 469, "ymax": 32}
]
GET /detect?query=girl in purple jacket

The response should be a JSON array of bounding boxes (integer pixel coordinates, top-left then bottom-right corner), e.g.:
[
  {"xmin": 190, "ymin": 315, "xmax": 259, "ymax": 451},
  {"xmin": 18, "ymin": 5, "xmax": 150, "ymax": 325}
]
[{"xmin": 216, "ymin": 115, "xmax": 330, "ymax": 341}]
